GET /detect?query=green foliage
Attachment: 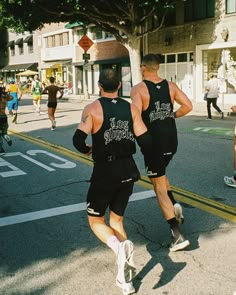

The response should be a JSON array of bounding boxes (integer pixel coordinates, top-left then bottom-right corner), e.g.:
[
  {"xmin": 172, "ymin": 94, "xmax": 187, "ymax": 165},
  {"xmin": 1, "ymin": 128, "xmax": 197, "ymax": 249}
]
[{"xmin": 0, "ymin": 0, "xmax": 176, "ymax": 39}]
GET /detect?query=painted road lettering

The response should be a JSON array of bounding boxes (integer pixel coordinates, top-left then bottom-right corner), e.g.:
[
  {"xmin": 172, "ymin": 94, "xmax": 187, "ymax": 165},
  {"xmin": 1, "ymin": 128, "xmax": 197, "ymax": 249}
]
[
  {"xmin": 0, "ymin": 157, "xmax": 26, "ymax": 178},
  {"xmin": 0, "ymin": 150, "xmax": 76, "ymax": 178}
]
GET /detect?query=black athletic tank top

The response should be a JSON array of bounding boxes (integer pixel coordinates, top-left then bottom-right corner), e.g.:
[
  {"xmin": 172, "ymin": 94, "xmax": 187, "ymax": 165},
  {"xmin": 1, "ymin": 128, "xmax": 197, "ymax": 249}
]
[
  {"xmin": 142, "ymin": 79, "xmax": 178, "ymax": 155},
  {"xmin": 92, "ymin": 97, "xmax": 136, "ymax": 162}
]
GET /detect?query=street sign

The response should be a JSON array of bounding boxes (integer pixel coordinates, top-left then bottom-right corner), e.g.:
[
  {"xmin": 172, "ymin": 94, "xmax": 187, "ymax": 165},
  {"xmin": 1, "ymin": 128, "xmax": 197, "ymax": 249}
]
[
  {"xmin": 83, "ymin": 53, "xmax": 90, "ymax": 60},
  {"xmin": 78, "ymin": 35, "xmax": 94, "ymax": 52}
]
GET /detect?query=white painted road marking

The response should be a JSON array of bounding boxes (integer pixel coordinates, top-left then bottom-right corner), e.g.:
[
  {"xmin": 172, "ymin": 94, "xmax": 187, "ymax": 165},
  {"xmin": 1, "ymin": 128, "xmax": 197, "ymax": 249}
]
[
  {"xmin": 0, "ymin": 157, "xmax": 26, "ymax": 177},
  {"xmin": 0, "ymin": 150, "xmax": 77, "ymax": 177},
  {"xmin": 0, "ymin": 190, "xmax": 155, "ymax": 227}
]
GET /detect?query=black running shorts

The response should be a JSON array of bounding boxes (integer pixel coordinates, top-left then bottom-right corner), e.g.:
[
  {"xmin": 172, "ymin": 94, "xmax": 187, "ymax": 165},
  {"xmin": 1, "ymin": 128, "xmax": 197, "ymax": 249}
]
[
  {"xmin": 47, "ymin": 102, "xmax": 57, "ymax": 108},
  {"xmin": 86, "ymin": 157, "xmax": 139, "ymax": 217},
  {"xmin": 87, "ymin": 180, "xmax": 134, "ymax": 217},
  {"xmin": 145, "ymin": 152, "xmax": 173, "ymax": 178}
]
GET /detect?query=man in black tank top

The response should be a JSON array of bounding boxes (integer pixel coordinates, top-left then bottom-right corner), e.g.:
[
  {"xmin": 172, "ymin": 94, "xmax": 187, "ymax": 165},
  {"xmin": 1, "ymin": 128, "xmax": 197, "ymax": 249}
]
[
  {"xmin": 131, "ymin": 54, "xmax": 193, "ymax": 252},
  {"xmin": 73, "ymin": 69, "xmax": 153, "ymax": 294}
]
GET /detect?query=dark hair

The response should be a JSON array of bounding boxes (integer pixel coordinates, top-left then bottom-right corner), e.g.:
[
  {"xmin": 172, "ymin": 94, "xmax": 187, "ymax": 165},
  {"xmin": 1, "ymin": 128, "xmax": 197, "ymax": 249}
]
[
  {"xmin": 49, "ymin": 77, "xmax": 55, "ymax": 83},
  {"xmin": 141, "ymin": 54, "xmax": 160, "ymax": 68},
  {"xmin": 98, "ymin": 69, "xmax": 120, "ymax": 92}
]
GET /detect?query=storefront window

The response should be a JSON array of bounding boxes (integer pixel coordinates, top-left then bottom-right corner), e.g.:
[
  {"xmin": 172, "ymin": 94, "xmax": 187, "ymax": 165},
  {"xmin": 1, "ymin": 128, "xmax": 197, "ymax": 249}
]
[
  {"xmin": 226, "ymin": 0, "xmax": 236, "ymax": 13},
  {"xmin": 203, "ymin": 48, "xmax": 236, "ymax": 93}
]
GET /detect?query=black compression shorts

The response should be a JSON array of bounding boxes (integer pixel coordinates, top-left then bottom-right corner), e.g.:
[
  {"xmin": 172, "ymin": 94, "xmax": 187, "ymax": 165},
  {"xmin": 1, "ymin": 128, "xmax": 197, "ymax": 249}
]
[
  {"xmin": 47, "ymin": 102, "xmax": 57, "ymax": 108},
  {"xmin": 86, "ymin": 157, "xmax": 139, "ymax": 217},
  {"xmin": 87, "ymin": 181, "xmax": 134, "ymax": 217},
  {"xmin": 145, "ymin": 153, "xmax": 173, "ymax": 178}
]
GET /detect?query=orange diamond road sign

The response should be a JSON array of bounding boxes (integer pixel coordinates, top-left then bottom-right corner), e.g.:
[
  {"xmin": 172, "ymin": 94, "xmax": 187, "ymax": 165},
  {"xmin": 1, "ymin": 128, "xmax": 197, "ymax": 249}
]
[{"xmin": 78, "ymin": 35, "xmax": 94, "ymax": 52}]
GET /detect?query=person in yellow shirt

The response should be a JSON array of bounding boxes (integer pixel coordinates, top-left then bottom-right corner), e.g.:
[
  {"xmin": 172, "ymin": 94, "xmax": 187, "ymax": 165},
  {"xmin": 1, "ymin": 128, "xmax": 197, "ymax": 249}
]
[{"xmin": 6, "ymin": 78, "xmax": 22, "ymax": 124}]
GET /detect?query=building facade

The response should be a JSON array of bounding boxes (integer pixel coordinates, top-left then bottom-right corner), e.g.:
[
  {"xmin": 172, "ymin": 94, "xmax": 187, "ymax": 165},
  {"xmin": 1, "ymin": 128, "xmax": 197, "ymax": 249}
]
[
  {"xmin": 0, "ymin": 30, "xmax": 39, "ymax": 80},
  {"xmin": 148, "ymin": 0, "xmax": 236, "ymax": 106},
  {"xmin": 1, "ymin": 0, "xmax": 236, "ymax": 106}
]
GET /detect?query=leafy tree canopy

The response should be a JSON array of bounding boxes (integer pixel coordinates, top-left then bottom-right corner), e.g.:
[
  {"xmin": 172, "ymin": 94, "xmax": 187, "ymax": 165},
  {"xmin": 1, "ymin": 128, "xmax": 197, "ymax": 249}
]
[{"xmin": 0, "ymin": 0, "xmax": 176, "ymax": 43}]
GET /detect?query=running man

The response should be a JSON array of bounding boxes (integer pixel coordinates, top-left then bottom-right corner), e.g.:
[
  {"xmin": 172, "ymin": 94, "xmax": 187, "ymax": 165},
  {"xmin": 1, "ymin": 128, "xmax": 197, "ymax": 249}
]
[
  {"xmin": 6, "ymin": 78, "xmax": 22, "ymax": 124},
  {"xmin": 73, "ymin": 69, "xmax": 153, "ymax": 295},
  {"xmin": 0, "ymin": 80, "xmax": 13, "ymax": 154},
  {"xmin": 131, "ymin": 54, "xmax": 193, "ymax": 252},
  {"xmin": 31, "ymin": 75, "xmax": 43, "ymax": 114},
  {"xmin": 42, "ymin": 77, "xmax": 63, "ymax": 130}
]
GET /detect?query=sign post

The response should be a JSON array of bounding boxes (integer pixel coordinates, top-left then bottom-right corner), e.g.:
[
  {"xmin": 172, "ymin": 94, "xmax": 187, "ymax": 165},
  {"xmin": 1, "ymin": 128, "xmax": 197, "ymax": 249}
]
[{"xmin": 78, "ymin": 35, "xmax": 94, "ymax": 99}]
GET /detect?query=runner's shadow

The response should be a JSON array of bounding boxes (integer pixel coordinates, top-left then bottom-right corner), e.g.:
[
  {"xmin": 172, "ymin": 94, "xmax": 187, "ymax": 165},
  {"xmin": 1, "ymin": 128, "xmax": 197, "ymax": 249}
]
[{"xmin": 134, "ymin": 242, "xmax": 187, "ymax": 292}]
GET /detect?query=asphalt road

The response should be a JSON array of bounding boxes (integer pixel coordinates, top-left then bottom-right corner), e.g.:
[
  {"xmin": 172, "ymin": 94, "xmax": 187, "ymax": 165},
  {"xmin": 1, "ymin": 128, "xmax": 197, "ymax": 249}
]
[{"xmin": 0, "ymin": 96, "xmax": 235, "ymax": 295}]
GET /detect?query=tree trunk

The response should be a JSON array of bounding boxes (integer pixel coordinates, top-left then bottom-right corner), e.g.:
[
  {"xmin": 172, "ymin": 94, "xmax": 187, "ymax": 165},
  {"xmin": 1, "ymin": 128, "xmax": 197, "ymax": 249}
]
[{"xmin": 124, "ymin": 37, "xmax": 142, "ymax": 87}]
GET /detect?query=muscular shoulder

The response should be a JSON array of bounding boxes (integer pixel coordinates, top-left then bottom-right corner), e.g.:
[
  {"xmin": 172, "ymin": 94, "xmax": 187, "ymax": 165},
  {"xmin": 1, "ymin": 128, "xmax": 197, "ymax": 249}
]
[{"xmin": 82, "ymin": 99, "xmax": 102, "ymax": 117}]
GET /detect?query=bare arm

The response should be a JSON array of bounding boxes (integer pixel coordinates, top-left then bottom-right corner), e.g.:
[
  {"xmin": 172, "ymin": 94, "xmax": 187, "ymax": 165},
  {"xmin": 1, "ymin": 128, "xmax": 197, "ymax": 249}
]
[
  {"xmin": 131, "ymin": 104, "xmax": 147, "ymax": 136},
  {"xmin": 130, "ymin": 85, "xmax": 143, "ymax": 113},
  {"xmin": 17, "ymin": 86, "xmax": 22, "ymax": 100},
  {"xmin": 170, "ymin": 82, "xmax": 193, "ymax": 118}
]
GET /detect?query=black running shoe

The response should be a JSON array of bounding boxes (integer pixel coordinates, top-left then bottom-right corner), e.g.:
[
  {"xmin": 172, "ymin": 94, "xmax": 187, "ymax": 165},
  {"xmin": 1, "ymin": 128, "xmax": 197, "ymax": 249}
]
[
  {"xmin": 3, "ymin": 134, "xmax": 12, "ymax": 146},
  {"xmin": 0, "ymin": 147, "xmax": 5, "ymax": 155},
  {"xmin": 169, "ymin": 234, "xmax": 190, "ymax": 252}
]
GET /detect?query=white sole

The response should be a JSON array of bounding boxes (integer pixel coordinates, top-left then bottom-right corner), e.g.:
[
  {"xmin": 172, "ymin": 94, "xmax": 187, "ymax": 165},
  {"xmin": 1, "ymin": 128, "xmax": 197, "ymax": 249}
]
[
  {"xmin": 116, "ymin": 280, "xmax": 135, "ymax": 295},
  {"xmin": 170, "ymin": 240, "xmax": 190, "ymax": 252}
]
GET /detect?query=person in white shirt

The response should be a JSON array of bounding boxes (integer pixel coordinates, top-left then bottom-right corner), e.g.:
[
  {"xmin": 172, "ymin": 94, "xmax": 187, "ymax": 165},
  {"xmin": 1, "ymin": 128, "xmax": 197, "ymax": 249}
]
[{"xmin": 205, "ymin": 74, "xmax": 224, "ymax": 120}]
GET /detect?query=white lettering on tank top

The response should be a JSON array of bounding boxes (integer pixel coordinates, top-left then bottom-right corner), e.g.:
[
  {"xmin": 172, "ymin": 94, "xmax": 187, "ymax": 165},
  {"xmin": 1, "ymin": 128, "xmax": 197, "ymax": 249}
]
[
  {"xmin": 149, "ymin": 101, "xmax": 174, "ymax": 122},
  {"xmin": 104, "ymin": 117, "xmax": 135, "ymax": 145}
]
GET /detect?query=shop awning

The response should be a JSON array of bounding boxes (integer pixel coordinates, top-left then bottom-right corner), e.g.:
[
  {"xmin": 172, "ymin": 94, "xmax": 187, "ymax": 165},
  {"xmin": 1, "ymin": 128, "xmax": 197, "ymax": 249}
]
[
  {"xmin": 7, "ymin": 40, "xmax": 15, "ymax": 47},
  {"xmin": 42, "ymin": 60, "xmax": 71, "ymax": 69},
  {"xmin": 65, "ymin": 22, "xmax": 84, "ymax": 29},
  {"xmin": 0, "ymin": 62, "xmax": 38, "ymax": 72},
  {"xmin": 15, "ymin": 38, "xmax": 23, "ymax": 45},
  {"xmin": 23, "ymin": 35, "xmax": 33, "ymax": 43}
]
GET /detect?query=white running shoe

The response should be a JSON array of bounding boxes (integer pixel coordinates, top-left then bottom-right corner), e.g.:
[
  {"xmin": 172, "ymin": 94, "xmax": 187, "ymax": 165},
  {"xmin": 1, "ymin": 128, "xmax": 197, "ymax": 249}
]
[
  {"xmin": 224, "ymin": 176, "xmax": 236, "ymax": 188},
  {"xmin": 51, "ymin": 120, "xmax": 56, "ymax": 131},
  {"xmin": 116, "ymin": 280, "xmax": 135, "ymax": 295},
  {"xmin": 117, "ymin": 240, "xmax": 136, "ymax": 284},
  {"xmin": 169, "ymin": 234, "xmax": 190, "ymax": 252},
  {"xmin": 174, "ymin": 203, "xmax": 184, "ymax": 224}
]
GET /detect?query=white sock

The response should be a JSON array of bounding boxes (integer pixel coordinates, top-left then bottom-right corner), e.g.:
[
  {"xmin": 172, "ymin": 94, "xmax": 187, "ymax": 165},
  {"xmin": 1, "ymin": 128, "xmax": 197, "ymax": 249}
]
[{"xmin": 106, "ymin": 235, "xmax": 120, "ymax": 255}]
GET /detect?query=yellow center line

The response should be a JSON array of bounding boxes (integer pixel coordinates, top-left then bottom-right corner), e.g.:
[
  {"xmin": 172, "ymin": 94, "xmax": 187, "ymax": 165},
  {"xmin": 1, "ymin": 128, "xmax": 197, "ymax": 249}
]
[{"xmin": 10, "ymin": 130, "xmax": 236, "ymax": 223}]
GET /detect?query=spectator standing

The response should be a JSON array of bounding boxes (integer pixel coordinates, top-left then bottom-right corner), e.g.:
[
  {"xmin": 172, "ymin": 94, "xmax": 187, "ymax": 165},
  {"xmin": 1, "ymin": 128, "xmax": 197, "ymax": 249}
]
[{"xmin": 205, "ymin": 74, "xmax": 224, "ymax": 120}]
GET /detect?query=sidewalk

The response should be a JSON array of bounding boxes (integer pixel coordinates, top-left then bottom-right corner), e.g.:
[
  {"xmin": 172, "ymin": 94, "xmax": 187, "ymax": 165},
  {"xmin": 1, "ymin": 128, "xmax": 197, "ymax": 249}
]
[{"xmin": 62, "ymin": 94, "xmax": 235, "ymax": 117}]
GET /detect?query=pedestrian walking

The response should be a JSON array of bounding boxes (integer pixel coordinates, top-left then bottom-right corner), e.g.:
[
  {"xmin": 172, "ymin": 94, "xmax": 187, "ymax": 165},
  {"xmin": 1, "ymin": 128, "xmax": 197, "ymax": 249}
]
[
  {"xmin": 6, "ymin": 78, "xmax": 22, "ymax": 124},
  {"xmin": 73, "ymin": 69, "xmax": 153, "ymax": 295},
  {"xmin": 130, "ymin": 53, "xmax": 193, "ymax": 252},
  {"xmin": 31, "ymin": 74, "xmax": 43, "ymax": 114},
  {"xmin": 205, "ymin": 74, "xmax": 224, "ymax": 120},
  {"xmin": 42, "ymin": 77, "xmax": 63, "ymax": 130},
  {"xmin": 0, "ymin": 79, "xmax": 13, "ymax": 154}
]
